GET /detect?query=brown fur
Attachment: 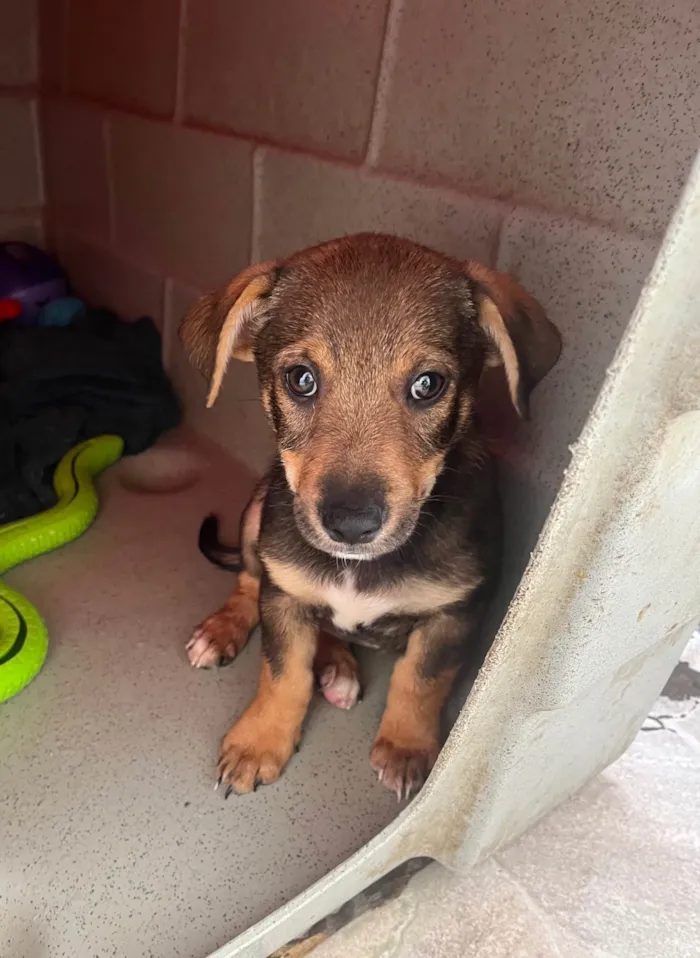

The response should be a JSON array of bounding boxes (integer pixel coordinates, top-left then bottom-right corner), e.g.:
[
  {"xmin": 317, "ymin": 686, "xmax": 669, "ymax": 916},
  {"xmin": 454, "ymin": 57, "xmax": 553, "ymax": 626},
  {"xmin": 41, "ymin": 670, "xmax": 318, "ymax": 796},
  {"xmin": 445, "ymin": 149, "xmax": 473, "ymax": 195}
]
[{"xmin": 180, "ymin": 233, "xmax": 561, "ymax": 798}]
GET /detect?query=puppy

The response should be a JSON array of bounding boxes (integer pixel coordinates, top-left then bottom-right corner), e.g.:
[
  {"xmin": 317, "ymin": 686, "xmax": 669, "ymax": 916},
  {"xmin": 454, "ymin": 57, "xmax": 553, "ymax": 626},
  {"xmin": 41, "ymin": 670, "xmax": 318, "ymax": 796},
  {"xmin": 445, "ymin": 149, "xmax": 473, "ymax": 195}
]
[{"xmin": 179, "ymin": 233, "xmax": 561, "ymax": 799}]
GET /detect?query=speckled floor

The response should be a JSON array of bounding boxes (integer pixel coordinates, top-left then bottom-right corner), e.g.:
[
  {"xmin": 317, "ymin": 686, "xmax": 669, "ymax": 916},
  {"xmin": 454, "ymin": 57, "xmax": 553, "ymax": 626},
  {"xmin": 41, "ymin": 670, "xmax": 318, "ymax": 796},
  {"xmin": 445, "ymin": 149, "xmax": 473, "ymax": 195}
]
[
  {"xmin": 0, "ymin": 434, "xmax": 400, "ymax": 958},
  {"xmin": 310, "ymin": 636, "xmax": 700, "ymax": 958}
]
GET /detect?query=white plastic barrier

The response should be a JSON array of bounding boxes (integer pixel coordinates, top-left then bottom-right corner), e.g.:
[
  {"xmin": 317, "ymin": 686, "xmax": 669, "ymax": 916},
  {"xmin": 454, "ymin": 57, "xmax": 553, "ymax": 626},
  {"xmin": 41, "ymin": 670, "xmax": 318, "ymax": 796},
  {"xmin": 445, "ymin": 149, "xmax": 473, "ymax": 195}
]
[{"xmin": 213, "ymin": 151, "xmax": 700, "ymax": 958}]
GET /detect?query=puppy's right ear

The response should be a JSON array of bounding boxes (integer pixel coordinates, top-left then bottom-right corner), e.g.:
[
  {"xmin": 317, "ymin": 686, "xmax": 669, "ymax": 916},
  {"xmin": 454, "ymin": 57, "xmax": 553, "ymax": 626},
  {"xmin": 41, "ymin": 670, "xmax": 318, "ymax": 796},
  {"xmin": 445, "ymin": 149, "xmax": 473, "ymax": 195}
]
[{"xmin": 178, "ymin": 260, "xmax": 280, "ymax": 407}]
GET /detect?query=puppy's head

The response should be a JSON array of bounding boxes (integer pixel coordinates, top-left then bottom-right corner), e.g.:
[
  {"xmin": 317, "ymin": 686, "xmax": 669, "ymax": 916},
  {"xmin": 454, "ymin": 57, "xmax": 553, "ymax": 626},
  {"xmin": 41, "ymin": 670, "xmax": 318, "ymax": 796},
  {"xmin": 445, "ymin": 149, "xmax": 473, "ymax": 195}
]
[{"xmin": 180, "ymin": 234, "xmax": 560, "ymax": 560}]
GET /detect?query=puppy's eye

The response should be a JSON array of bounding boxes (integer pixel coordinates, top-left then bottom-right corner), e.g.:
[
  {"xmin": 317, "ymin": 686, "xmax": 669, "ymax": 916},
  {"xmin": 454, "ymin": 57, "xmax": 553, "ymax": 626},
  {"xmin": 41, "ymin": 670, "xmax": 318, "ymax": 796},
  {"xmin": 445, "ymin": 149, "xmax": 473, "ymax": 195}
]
[
  {"xmin": 409, "ymin": 371, "xmax": 446, "ymax": 403},
  {"xmin": 286, "ymin": 365, "xmax": 318, "ymax": 398}
]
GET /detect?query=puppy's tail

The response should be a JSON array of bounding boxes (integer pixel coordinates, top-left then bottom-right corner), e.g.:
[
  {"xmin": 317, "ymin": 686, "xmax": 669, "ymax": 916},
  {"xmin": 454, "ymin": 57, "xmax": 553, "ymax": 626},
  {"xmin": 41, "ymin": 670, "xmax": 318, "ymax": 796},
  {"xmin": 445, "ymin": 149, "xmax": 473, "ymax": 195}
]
[{"xmin": 198, "ymin": 514, "xmax": 242, "ymax": 571}]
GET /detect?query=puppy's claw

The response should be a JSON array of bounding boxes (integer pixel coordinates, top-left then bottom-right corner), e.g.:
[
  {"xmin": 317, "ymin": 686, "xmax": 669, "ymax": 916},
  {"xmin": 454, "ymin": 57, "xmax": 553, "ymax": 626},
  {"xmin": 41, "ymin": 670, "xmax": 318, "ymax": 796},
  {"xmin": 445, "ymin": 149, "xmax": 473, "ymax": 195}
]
[
  {"xmin": 370, "ymin": 737, "xmax": 438, "ymax": 802},
  {"xmin": 214, "ymin": 775, "xmax": 223, "ymax": 791},
  {"xmin": 224, "ymin": 785, "xmax": 233, "ymax": 800}
]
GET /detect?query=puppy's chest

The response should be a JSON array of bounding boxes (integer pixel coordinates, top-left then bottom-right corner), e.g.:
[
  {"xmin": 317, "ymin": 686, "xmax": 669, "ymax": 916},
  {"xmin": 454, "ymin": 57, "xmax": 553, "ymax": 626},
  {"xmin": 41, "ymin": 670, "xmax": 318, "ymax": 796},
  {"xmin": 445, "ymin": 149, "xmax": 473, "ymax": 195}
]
[
  {"xmin": 317, "ymin": 573, "xmax": 399, "ymax": 632},
  {"xmin": 263, "ymin": 557, "xmax": 471, "ymax": 633}
]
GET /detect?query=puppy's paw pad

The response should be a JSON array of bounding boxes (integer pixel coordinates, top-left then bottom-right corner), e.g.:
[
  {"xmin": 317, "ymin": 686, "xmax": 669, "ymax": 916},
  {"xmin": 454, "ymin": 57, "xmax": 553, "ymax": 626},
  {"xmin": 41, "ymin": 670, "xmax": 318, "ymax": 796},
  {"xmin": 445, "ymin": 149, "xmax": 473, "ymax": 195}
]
[
  {"xmin": 319, "ymin": 663, "xmax": 361, "ymax": 710},
  {"xmin": 370, "ymin": 737, "xmax": 438, "ymax": 802}
]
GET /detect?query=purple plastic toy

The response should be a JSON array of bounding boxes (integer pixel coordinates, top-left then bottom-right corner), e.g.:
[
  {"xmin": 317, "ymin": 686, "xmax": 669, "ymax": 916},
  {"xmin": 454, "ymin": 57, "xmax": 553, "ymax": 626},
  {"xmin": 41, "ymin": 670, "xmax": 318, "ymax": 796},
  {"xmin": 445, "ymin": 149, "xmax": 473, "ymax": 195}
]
[{"xmin": 0, "ymin": 242, "xmax": 68, "ymax": 324}]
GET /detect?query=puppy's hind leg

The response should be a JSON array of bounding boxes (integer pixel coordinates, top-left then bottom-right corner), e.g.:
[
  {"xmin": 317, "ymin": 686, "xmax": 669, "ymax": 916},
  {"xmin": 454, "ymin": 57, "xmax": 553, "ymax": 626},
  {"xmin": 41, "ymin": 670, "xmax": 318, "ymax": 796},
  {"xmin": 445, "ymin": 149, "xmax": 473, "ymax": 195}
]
[
  {"xmin": 314, "ymin": 631, "xmax": 362, "ymax": 710},
  {"xmin": 187, "ymin": 480, "xmax": 266, "ymax": 669}
]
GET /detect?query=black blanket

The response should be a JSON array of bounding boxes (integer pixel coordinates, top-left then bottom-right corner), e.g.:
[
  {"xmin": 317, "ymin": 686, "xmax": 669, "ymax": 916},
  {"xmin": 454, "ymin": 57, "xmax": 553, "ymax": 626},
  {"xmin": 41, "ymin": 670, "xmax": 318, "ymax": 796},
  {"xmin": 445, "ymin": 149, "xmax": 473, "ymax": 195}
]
[{"xmin": 0, "ymin": 309, "xmax": 181, "ymax": 523}]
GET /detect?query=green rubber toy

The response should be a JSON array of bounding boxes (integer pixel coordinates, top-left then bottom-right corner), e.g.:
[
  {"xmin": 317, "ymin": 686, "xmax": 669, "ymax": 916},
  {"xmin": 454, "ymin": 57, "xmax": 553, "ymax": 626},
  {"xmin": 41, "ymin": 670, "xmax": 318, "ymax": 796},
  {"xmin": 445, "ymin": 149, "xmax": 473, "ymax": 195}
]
[{"xmin": 0, "ymin": 434, "xmax": 124, "ymax": 702}]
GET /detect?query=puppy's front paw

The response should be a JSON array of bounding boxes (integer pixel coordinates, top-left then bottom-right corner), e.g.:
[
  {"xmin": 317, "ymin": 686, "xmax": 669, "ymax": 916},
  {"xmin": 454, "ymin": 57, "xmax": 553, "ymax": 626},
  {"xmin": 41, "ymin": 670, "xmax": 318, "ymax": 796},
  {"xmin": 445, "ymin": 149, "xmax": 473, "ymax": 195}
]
[
  {"xmin": 186, "ymin": 607, "xmax": 248, "ymax": 668},
  {"xmin": 370, "ymin": 735, "xmax": 439, "ymax": 802},
  {"xmin": 217, "ymin": 715, "xmax": 297, "ymax": 795}
]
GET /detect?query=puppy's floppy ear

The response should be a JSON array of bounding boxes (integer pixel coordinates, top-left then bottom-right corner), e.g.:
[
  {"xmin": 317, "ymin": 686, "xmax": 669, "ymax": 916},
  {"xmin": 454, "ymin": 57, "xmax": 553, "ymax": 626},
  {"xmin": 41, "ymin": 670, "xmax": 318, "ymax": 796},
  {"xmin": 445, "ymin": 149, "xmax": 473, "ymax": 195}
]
[
  {"xmin": 464, "ymin": 261, "xmax": 562, "ymax": 418},
  {"xmin": 178, "ymin": 260, "xmax": 280, "ymax": 407}
]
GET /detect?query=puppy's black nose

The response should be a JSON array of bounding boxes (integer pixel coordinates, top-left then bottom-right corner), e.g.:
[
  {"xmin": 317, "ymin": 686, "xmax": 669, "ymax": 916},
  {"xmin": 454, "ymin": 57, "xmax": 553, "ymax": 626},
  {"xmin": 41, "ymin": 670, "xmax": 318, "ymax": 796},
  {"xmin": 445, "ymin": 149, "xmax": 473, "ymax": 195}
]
[{"xmin": 320, "ymin": 481, "xmax": 385, "ymax": 545}]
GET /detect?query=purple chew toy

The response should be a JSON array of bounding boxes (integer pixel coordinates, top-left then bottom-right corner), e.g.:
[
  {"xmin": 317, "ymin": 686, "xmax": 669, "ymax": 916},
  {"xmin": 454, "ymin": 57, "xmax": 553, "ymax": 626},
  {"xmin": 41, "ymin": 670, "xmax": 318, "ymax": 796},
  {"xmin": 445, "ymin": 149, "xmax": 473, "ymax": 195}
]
[{"xmin": 0, "ymin": 242, "xmax": 68, "ymax": 324}]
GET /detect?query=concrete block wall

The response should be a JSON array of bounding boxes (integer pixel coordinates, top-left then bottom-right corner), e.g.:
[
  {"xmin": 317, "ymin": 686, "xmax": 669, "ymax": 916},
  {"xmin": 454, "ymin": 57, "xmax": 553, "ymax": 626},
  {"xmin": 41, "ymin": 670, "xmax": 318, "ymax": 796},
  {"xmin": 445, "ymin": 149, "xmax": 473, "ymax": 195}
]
[
  {"xmin": 0, "ymin": 0, "xmax": 43, "ymax": 244},
  {"xmin": 37, "ymin": 0, "xmax": 698, "ymax": 518}
]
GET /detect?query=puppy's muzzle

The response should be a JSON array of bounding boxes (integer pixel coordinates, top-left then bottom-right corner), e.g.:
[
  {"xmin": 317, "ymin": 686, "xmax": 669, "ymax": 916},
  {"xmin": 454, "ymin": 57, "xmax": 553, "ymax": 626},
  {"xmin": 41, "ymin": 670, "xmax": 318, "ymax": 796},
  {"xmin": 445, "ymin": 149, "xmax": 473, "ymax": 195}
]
[{"xmin": 320, "ymin": 478, "xmax": 386, "ymax": 546}]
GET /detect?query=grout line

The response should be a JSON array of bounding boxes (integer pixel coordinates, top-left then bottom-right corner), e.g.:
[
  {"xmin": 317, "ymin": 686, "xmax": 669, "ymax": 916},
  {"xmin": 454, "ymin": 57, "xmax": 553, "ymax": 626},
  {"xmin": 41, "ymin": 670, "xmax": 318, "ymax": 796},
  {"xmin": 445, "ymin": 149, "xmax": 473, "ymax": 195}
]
[
  {"xmin": 55, "ymin": 226, "xmax": 204, "ymax": 301},
  {"xmin": 173, "ymin": 0, "xmax": 189, "ymax": 124},
  {"xmin": 365, "ymin": 0, "xmax": 404, "ymax": 169},
  {"xmin": 52, "ymin": 226, "xmax": 169, "ymax": 286},
  {"xmin": 185, "ymin": 117, "xmax": 367, "ymax": 170},
  {"xmin": 30, "ymin": 0, "xmax": 40, "ymax": 89},
  {"xmin": 42, "ymin": 91, "xmax": 361, "ymax": 172},
  {"xmin": 38, "ymin": 207, "xmax": 48, "ymax": 247},
  {"xmin": 30, "ymin": 97, "xmax": 46, "ymax": 208},
  {"xmin": 491, "ymin": 208, "xmax": 508, "ymax": 268},
  {"xmin": 249, "ymin": 147, "xmax": 266, "ymax": 264},
  {"xmin": 55, "ymin": 91, "xmax": 179, "ymax": 126}
]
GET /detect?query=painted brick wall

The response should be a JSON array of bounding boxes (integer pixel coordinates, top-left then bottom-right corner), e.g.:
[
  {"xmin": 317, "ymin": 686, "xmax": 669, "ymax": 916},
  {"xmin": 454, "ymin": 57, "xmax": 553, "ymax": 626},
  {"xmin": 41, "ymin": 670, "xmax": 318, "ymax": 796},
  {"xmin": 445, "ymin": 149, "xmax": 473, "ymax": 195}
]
[
  {"xmin": 37, "ymin": 0, "xmax": 698, "ymax": 486},
  {"xmin": 0, "ymin": 0, "xmax": 42, "ymax": 244}
]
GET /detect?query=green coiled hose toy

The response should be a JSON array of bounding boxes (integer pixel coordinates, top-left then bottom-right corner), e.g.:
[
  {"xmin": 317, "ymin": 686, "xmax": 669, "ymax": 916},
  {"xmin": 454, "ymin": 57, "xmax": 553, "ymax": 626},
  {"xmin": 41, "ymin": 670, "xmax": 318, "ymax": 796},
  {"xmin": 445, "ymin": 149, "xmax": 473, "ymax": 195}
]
[{"xmin": 0, "ymin": 434, "xmax": 123, "ymax": 702}]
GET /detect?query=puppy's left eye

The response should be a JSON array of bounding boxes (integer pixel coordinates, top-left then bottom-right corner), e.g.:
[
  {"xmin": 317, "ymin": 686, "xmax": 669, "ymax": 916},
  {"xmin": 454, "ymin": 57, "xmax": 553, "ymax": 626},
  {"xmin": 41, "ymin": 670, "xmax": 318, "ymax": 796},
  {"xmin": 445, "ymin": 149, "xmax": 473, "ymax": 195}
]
[
  {"xmin": 286, "ymin": 364, "xmax": 318, "ymax": 398},
  {"xmin": 409, "ymin": 371, "xmax": 446, "ymax": 403}
]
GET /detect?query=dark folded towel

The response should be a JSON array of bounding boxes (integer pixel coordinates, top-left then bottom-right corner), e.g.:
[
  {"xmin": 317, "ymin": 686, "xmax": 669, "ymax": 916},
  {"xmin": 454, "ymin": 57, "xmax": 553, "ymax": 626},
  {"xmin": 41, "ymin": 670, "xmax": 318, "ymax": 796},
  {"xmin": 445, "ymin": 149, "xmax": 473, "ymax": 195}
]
[{"xmin": 0, "ymin": 308, "xmax": 181, "ymax": 523}]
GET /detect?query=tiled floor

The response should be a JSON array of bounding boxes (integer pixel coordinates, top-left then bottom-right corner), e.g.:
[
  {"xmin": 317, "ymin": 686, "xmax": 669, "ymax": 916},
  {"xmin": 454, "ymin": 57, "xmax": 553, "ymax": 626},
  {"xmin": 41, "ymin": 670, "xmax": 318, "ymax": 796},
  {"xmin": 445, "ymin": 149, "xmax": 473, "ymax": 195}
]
[{"xmin": 313, "ymin": 635, "xmax": 700, "ymax": 958}]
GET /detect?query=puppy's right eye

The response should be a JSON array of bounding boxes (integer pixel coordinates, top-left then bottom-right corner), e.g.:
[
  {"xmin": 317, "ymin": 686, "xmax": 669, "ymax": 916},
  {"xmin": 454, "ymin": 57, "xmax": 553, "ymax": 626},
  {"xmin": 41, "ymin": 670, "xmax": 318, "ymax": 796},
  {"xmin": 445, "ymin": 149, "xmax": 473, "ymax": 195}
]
[{"xmin": 286, "ymin": 365, "xmax": 318, "ymax": 399}]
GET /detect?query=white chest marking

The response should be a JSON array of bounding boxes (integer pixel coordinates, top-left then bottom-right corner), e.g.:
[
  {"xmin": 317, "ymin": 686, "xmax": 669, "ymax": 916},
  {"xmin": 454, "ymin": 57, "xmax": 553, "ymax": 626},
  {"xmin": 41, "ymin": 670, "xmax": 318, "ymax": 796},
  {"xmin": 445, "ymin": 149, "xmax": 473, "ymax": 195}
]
[
  {"xmin": 320, "ymin": 572, "xmax": 399, "ymax": 632},
  {"xmin": 263, "ymin": 556, "xmax": 478, "ymax": 632}
]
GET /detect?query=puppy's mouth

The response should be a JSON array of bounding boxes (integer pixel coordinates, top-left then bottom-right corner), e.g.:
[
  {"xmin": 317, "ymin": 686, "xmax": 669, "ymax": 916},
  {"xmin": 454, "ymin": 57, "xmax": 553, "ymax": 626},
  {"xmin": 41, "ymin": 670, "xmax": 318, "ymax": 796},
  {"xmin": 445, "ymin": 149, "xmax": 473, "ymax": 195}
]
[{"xmin": 292, "ymin": 500, "xmax": 420, "ymax": 562}]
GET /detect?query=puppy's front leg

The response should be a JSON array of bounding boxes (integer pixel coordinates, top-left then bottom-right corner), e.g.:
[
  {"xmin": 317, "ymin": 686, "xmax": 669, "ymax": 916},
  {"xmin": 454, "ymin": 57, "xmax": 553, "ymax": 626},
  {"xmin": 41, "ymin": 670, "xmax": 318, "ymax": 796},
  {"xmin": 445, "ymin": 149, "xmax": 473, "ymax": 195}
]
[
  {"xmin": 371, "ymin": 609, "xmax": 477, "ymax": 800},
  {"xmin": 217, "ymin": 584, "xmax": 318, "ymax": 795}
]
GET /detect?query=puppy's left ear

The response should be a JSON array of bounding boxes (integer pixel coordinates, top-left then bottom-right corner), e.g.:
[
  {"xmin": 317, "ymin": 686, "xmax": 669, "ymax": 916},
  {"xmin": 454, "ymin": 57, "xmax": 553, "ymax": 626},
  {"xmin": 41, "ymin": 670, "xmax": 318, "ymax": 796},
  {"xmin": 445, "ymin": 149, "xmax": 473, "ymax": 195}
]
[
  {"xmin": 464, "ymin": 261, "xmax": 562, "ymax": 419},
  {"xmin": 178, "ymin": 260, "xmax": 280, "ymax": 407}
]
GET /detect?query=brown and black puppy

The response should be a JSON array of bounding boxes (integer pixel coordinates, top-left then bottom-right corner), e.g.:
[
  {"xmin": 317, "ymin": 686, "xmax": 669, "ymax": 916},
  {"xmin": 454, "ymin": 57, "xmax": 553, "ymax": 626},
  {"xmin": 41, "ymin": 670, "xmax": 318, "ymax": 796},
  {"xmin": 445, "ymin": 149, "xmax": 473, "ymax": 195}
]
[{"xmin": 179, "ymin": 233, "xmax": 561, "ymax": 800}]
